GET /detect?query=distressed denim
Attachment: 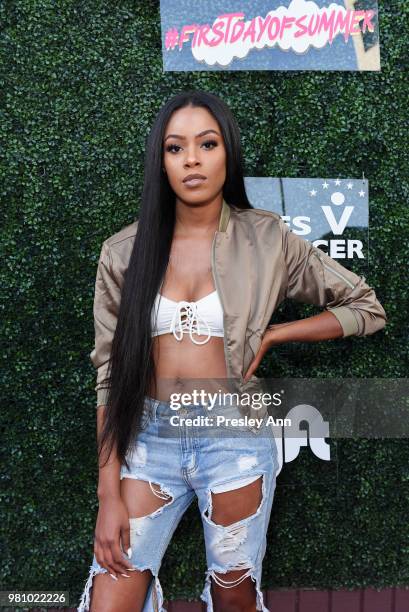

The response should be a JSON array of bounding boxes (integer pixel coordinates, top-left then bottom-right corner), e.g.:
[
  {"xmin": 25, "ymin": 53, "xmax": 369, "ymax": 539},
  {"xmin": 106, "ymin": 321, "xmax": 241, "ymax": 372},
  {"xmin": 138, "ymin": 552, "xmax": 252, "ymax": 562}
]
[{"xmin": 78, "ymin": 395, "xmax": 279, "ymax": 612}]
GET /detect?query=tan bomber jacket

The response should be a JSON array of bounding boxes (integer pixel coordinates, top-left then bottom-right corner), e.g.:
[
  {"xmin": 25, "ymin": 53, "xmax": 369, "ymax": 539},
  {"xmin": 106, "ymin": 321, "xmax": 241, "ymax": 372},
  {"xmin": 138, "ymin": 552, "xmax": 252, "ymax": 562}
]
[{"xmin": 91, "ymin": 198, "xmax": 387, "ymax": 417}]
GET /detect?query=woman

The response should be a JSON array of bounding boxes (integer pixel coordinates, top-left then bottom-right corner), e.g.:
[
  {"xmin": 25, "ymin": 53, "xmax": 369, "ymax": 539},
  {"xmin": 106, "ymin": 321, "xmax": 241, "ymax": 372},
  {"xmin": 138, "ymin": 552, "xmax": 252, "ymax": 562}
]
[{"xmin": 78, "ymin": 90, "xmax": 387, "ymax": 612}]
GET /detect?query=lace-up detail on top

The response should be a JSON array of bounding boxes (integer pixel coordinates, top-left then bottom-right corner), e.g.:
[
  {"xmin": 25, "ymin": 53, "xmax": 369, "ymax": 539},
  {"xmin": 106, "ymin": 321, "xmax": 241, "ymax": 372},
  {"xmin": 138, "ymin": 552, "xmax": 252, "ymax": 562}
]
[{"xmin": 151, "ymin": 290, "xmax": 224, "ymax": 345}]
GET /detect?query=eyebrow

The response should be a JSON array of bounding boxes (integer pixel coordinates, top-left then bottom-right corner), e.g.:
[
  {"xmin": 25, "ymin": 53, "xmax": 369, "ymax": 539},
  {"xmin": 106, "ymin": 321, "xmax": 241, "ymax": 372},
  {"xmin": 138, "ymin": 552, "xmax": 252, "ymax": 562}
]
[{"xmin": 164, "ymin": 129, "xmax": 220, "ymax": 142}]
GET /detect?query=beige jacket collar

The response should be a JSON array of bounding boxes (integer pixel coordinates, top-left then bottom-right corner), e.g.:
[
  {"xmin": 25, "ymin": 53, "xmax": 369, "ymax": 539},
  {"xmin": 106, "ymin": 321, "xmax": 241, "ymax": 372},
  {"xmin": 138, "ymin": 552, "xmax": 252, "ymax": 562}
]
[{"xmin": 218, "ymin": 198, "xmax": 231, "ymax": 233}]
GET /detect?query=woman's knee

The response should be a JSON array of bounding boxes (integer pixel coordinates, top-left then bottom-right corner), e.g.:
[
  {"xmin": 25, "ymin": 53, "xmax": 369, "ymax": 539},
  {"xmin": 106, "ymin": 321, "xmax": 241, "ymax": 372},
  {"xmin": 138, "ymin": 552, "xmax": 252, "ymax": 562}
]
[
  {"xmin": 210, "ymin": 570, "xmax": 257, "ymax": 612},
  {"xmin": 87, "ymin": 568, "xmax": 153, "ymax": 612}
]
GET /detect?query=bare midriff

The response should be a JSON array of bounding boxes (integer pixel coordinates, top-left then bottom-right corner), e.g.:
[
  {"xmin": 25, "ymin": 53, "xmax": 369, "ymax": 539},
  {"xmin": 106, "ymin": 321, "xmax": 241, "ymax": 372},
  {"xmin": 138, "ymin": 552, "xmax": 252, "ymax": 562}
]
[
  {"xmin": 147, "ymin": 330, "xmax": 229, "ymax": 402},
  {"xmin": 147, "ymin": 225, "xmax": 232, "ymax": 402}
]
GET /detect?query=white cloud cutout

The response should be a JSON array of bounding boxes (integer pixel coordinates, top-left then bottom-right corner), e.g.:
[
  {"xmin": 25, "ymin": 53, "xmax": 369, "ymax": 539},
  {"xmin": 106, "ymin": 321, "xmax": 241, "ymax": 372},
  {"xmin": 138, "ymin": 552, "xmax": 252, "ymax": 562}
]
[{"xmin": 189, "ymin": 0, "xmax": 374, "ymax": 66}]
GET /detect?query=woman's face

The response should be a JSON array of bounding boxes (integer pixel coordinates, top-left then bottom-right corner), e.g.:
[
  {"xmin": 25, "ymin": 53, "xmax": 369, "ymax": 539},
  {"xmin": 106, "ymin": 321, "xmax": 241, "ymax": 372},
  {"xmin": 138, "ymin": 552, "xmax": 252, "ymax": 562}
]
[{"xmin": 162, "ymin": 105, "xmax": 227, "ymax": 204}]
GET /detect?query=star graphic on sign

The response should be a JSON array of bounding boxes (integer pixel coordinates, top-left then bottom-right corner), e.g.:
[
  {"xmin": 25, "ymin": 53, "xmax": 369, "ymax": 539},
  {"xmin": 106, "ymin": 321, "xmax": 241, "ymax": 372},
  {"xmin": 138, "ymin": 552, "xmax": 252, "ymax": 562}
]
[
  {"xmin": 322, "ymin": 181, "xmax": 329, "ymax": 189},
  {"xmin": 310, "ymin": 189, "xmax": 317, "ymax": 196},
  {"xmin": 335, "ymin": 179, "xmax": 341, "ymax": 186},
  {"xmin": 347, "ymin": 182, "xmax": 353, "ymax": 189},
  {"xmin": 359, "ymin": 190, "xmax": 365, "ymax": 197}
]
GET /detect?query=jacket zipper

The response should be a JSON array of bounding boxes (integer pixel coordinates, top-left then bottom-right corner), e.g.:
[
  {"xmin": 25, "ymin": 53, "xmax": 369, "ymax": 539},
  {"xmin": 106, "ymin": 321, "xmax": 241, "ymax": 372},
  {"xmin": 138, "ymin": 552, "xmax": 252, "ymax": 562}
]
[
  {"xmin": 211, "ymin": 232, "xmax": 234, "ymax": 379},
  {"xmin": 315, "ymin": 252, "xmax": 355, "ymax": 289}
]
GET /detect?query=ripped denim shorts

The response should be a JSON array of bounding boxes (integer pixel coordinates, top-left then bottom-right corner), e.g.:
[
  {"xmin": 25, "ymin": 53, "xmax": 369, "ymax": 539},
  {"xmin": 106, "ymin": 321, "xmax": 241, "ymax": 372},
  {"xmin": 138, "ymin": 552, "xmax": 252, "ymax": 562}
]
[{"xmin": 78, "ymin": 395, "xmax": 279, "ymax": 612}]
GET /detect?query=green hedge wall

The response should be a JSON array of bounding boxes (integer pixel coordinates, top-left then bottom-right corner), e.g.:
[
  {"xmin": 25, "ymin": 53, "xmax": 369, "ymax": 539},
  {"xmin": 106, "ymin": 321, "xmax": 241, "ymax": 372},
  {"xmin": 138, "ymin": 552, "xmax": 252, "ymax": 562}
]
[{"xmin": 1, "ymin": 0, "xmax": 408, "ymax": 607}]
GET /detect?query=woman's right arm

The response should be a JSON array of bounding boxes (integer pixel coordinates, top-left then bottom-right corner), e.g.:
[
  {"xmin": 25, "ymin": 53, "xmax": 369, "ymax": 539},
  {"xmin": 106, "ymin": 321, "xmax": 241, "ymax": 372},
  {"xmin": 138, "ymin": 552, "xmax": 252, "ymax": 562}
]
[
  {"xmin": 96, "ymin": 405, "xmax": 121, "ymax": 500},
  {"xmin": 90, "ymin": 241, "xmax": 134, "ymax": 578},
  {"xmin": 90, "ymin": 241, "xmax": 122, "ymax": 406},
  {"xmin": 94, "ymin": 405, "xmax": 135, "ymax": 579}
]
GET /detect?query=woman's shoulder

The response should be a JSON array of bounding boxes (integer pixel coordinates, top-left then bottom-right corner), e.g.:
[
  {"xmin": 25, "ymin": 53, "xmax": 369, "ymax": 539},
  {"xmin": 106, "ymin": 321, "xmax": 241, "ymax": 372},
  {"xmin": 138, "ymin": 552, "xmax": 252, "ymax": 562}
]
[
  {"xmin": 231, "ymin": 204, "xmax": 281, "ymax": 222},
  {"xmin": 100, "ymin": 219, "xmax": 139, "ymax": 271},
  {"xmin": 230, "ymin": 204, "xmax": 283, "ymax": 232},
  {"xmin": 104, "ymin": 218, "xmax": 139, "ymax": 248}
]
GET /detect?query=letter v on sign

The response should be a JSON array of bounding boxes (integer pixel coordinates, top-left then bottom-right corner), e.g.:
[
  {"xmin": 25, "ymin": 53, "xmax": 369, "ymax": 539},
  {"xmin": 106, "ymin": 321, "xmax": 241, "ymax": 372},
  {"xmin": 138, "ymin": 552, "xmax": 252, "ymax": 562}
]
[{"xmin": 321, "ymin": 206, "xmax": 354, "ymax": 235}]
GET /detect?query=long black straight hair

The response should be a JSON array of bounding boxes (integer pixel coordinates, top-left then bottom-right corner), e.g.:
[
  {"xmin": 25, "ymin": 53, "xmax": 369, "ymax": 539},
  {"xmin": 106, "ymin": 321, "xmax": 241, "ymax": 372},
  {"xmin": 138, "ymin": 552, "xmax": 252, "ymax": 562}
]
[{"xmin": 98, "ymin": 90, "xmax": 253, "ymax": 469}]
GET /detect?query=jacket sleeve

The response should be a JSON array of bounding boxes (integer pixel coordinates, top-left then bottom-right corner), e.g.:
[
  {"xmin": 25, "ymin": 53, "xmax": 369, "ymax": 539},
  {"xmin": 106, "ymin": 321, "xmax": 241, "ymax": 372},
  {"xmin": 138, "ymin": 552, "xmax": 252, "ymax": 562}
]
[
  {"xmin": 278, "ymin": 217, "xmax": 387, "ymax": 337},
  {"xmin": 90, "ymin": 241, "xmax": 122, "ymax": 407}
]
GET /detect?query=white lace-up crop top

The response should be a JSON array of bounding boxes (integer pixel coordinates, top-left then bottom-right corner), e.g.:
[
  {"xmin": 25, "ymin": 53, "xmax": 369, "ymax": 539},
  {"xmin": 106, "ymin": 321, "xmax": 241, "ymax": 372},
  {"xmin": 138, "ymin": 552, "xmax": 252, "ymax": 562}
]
[{"xmin": 151, "ymin": 289, "xmax": 224, "ymax": 345}]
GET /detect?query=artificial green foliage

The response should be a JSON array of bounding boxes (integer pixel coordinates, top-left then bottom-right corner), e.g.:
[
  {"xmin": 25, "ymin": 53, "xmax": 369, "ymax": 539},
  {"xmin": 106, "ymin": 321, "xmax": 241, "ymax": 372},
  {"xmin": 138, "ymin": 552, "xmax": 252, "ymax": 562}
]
[{"xmin": 1, "ymin": 0, "xmax": 408, "ymax": 607}]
